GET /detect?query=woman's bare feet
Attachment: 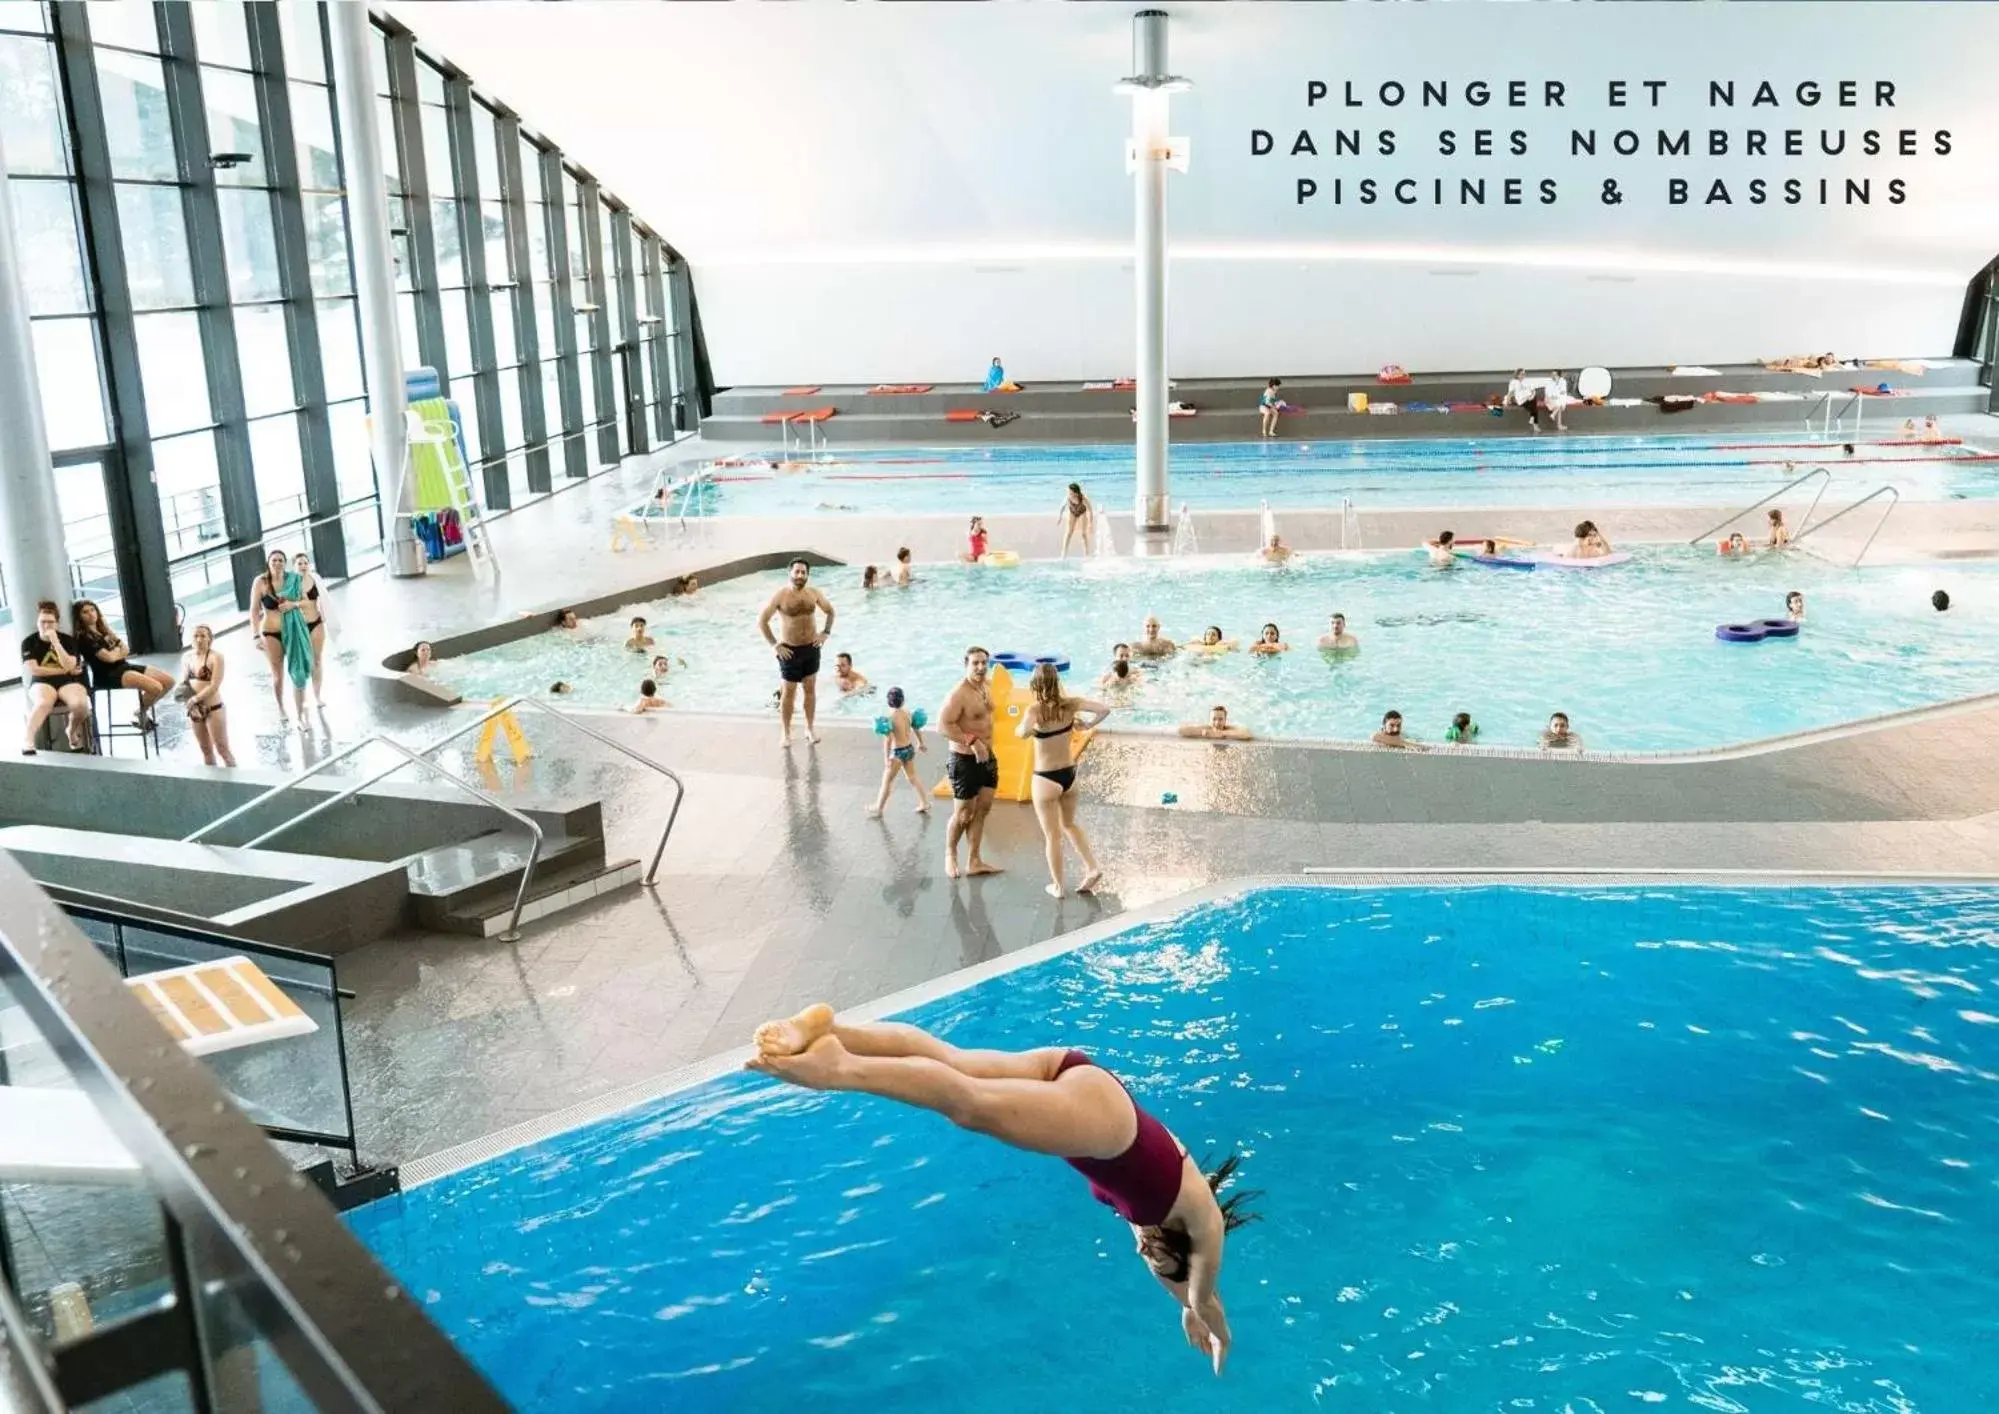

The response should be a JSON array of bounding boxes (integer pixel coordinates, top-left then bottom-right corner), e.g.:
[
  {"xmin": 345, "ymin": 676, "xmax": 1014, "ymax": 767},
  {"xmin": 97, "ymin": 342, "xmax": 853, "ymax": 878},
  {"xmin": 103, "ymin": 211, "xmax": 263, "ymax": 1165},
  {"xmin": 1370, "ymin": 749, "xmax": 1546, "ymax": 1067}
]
[
  {"xmin": 1077, "ymin": 869, "xmax": 1103, "ymax": 893},
  {"xmin": 745, "ymin": 1033, "xmax": 849, "ymax": 1090},
  {"xmin": 1045, "ymin": 883, "xmax": 1064, "ymax": 899},
  {"xmin": 967, "ymin": 859, "xmax": 1003, "ymax": 876},
  {"xmin": 753, "ymin": 1001, "xmax": 836, "ymax": 1057}
]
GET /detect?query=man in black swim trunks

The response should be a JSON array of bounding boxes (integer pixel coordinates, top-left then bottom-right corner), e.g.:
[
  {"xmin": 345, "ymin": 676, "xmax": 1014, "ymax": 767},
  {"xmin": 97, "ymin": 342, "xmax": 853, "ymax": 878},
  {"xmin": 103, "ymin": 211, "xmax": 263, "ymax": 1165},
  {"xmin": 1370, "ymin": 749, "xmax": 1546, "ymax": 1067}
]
[
  {"xmin": 757, "ymin": 559, "xmax": 836, "ymax": 747},
  {"xmin": 939, "ymin": 646, "xmax": 1002, "ymax": 878}
]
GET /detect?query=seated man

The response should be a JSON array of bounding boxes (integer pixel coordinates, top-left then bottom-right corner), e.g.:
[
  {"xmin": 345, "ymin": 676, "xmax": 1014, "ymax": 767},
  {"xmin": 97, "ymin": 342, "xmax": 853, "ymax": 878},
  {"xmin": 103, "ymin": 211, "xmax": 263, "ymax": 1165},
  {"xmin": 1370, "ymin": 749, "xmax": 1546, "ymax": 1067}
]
[{"xmin": 1179, "ymin": 705, "xmax": 1252, "ymax": 741}]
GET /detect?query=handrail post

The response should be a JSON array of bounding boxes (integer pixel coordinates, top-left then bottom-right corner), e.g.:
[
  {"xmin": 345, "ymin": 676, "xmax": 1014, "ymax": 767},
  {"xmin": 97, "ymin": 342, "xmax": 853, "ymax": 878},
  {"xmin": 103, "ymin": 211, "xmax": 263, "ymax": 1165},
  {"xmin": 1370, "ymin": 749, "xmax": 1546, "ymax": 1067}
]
[
  {"xmin": 182, "ymin": 738, "xmax": 385, "ymax": 843},
  {"xmin": 502, "ymin": 696, "xmax": 686, "ymax": 886},
  {"xmin": 1686, "ymin": 465, "xmax": 1831, "ymax": 547}
]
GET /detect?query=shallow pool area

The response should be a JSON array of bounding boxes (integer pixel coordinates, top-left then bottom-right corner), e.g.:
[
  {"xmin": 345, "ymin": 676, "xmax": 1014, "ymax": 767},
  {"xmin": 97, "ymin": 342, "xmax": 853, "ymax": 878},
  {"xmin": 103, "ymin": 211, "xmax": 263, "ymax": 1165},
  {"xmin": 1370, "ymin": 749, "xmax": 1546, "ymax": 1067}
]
[
  {"xmin": 678, "ymin": 433, "xmax": 1999, "ymax": 519},
  {"xmin": 437, "ymin": 549, "xmax": 1999, "ymax": 753},
  {"xmin": 352, "ymin": 882, "xmax": 1999, "ymax": 1412}
]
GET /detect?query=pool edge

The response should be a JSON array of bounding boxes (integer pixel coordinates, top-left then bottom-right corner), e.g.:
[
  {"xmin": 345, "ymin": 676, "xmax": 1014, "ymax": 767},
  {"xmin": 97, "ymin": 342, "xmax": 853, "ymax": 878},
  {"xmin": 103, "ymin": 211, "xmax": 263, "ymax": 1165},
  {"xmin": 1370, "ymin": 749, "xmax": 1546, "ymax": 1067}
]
[{"xmin": 390, "ymin": 867, "xmax": 1999, "ymax": 1191}]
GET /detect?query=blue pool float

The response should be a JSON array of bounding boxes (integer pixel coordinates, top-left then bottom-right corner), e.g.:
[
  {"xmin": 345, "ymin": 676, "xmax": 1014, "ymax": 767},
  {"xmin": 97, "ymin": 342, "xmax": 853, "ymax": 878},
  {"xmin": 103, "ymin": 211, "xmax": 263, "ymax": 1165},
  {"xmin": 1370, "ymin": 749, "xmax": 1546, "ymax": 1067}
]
[
  {"xmin": 1471, "ymin": 554, "xmax": 1536, "ymax": 571},
  {"xmin": 1755, "ymin": 619, "xmax": 1800, "ymax": 638},
  {"xmin": 1715, "ymin": 623, "xmax": 1767, "ymax": 643},
  {"xmin": 994, "ymin": 653, "xmax": 1069, "ymax": 674}
]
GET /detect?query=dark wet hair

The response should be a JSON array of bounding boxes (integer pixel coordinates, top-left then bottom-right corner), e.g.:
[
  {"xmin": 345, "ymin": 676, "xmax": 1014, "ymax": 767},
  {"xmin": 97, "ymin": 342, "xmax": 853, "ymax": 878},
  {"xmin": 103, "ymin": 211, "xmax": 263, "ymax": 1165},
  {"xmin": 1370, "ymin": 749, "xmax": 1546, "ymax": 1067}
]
[
  {"xmin": 640, "ymin": 679, "xmax": 657, "ymax": 696},
  {"xmin": 1112, "ymin": 661, "xmax": 1130, "ymax": 679},
  {"xmin": 631, "ymin": 616, "xmax": 646, "ymax": 627},
  {"xmin": 789, "ymin": 558, "xmax": 810, "ymax": 573},
  {"xmin": 1842, "ymin": 443, "xmax": 1855, "ymax": 455},
  {"xmin": 1453, "ymin": 712, "xmax": 1472, "ymax": 731},
  {"xmin": 837, "ymin": 652, "xmax": 853, "ymax": 666},
  {"xmin": 1932, "ymin": 589, "xmax": 1951, "ymax": 611},
  {"xmin": 1437, "ymin": 529, "xmax": 1454, "ymax": 546},
  {"xmin": 1261, "ymin": 622, "xmax": 1279, "ymax": 640},
  {"xmin": 1382, "ymin": 710, "xmax": 1402, "ymax": 725},
  {"xmin": 886, "ymin": 687, "xmax": 905, "ymax": 708},
  {"xmin": 1141, "ymin": 1152, "xmax": 1262, "ymax": 1283},
  {"xmin": 896, "ymin": 546, "xmax": 911, "ymax": 562}
]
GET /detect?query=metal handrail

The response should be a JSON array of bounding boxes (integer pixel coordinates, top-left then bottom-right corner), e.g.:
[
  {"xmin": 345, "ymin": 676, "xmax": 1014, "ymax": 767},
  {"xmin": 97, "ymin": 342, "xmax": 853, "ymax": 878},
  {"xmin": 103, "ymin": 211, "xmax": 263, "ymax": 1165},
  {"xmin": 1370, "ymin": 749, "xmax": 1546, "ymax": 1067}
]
[
  {"xmin": 237, "ymin": 736, "xmax": 544, "ymax": 942},
  {"xmin": 499, "ymin": 695, "xmax": 687, "ymax": 885},
  {"xmin": 1790, "ymin": 484, "xmax": 1900, "ymax": 567},
  {"xmin": 182, "ymin": 736, "xmax": 388, "ymax": 844},
  {"xmin": 1687, "ymin": 464, "xmax": 1833, "ymax": 546}
]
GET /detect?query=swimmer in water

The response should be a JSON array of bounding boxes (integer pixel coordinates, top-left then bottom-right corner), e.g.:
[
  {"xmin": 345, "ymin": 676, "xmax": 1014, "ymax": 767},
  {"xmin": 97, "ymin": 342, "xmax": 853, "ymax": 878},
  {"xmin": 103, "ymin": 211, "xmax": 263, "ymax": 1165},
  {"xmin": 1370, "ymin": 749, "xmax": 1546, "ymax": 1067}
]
[
  {"xmin": 1569, "ymin": 521, "xmax": 1613, "ymax": 559},
  {"xmin": 748, "ymin": 1004, "xmax": 1257, "ymax": 1374},
  {"xmin": 549, "ymin": 681, "xmax": 573, "ymax": 695},
  {"xmin": 626, "ymin": 616, "xmax": 655, "ymax": 652},
  {"xmin": 1765, "ymin": 508, "xmax": 1791, "ymax": 550},
  {"xmin": 1932, "ymin": 590, "xmax": 1951, "ymax": 612},
  {"xmin": 834, "ymin": 652, "xmax": 872, "ymax": 695},
  {"xmin": 626, "ymin": 678, "xmax": 669, "ymax": 714},
  {"xmin": 556, "ymin": 608, "xmax": 580, "ymax": 630},
  {"xmin": 409, "ymin": 641, "xmax": 436, "ymax": 677},
  {"xmin": 1178, "ymin": 705, "xmax": 1252, "ymax": 741},
  {"xmin": 1540, "ymin": 711, "xmax": 1581, "ymax": 749},
  {"xmin": 1317, "ymin": 613, "xmax": 1359, "ymax": 655},
  {"xmin": 1249, "ymin": 623, "xmax": 1289, "ymax": 656},
  {"xmin": 1371, "ymin": 710, "xmax": 1420, "ymax": 750},
  {"xmin": 867, "ymin": 686, "xmax": 929, "ymax": 818},
  {"xmin": 1259, "ymin": 534, "xmax": 1292, "ymax": 564},
  {"xmin": 862, "ymin": 566, "xmax": 881, "ymax": 590},
  {"xmin": 893, "ymin": 547, "xmax": 914, "ymax": 586},
  {"xmin": 1191, "ymin": 626, "xmax": 1238, "ymax": 654},
  {"xmin": 1785, "ymin": 591, "xmax": 1806, "ymax": 622},
  {"xmin": 1130, "ymin": 616, "xmax": 1177, "ymax": 658},
  {"xmin": 1426, "ymin": 529, "xmax": 1458, "ymax": 567},
  {"xmin": 1444, "ymin": 711, "xmax": 1478, "ymax": 743},
  {"xmin": 1100, "ymin": 642, "xmax": 1140, "ymax": 689},
  {"xmin": 1718, "ymin": 532, "xmax": 1752, "ymax": 557}
]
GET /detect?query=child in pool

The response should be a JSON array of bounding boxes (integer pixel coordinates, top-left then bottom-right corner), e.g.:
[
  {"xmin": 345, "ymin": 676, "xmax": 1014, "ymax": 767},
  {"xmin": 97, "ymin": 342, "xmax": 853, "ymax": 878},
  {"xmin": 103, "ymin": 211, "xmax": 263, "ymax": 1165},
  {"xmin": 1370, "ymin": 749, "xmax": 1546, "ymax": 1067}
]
[
  {"xmin": 626, "ymin": 678, "xmax": 670, "ymax": 714},
  {"xmin": 867, "ymin": 688, "xmax": 930, "ymax": 818},
  {"xmin": 1189, "ymin": 626, "xmax": 1239, "ymax": 654}
]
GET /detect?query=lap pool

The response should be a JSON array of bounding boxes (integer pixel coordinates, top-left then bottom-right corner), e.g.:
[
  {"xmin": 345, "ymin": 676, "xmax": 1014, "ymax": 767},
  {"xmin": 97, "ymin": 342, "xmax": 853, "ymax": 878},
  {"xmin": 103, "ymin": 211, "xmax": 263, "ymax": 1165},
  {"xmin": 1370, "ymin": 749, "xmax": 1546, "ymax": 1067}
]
[
  {"xmin": 435, "ymin": 548, "xmax": 1998, "ymax": 753},
  {"xmin": 352, "ymin": 882, "xmax": 1999, "ymax": 1412},
  {"xmin": 676, "ymin": 434, "xmax": 1999, "ymax": 519}
]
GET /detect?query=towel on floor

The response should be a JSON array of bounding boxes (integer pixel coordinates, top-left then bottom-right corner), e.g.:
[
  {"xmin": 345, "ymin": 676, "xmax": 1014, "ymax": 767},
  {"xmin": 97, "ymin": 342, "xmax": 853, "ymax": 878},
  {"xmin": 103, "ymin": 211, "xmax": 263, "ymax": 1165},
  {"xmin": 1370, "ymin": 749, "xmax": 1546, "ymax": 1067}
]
[
  {"xmin": 1865, "ymin": 359, "xmax": 1932, "ymax": 375},
  {"xmin": 1668, "ymin": 365, "xmax": 1721, "ymax": 376},
  {"xmin": 1081, "ymin": 381, "xmax": 1118, "ymax": 390},
  {"xmin": 1705, "ymin": 391, "xmax": 1758, "ymax": 404},
  {"xmin": 781, "ymin": 386, "xmax": 820, "ymax": 396},
  {"xmin": 868, "ymin": 384, "xmax": 933, "ymax": 395},
  {"xmin": 1850, "ymin": 384, "xmax": 1908, "ymax": 396},
  {"xmin": 1752, "ymin": 390, "xmax": 1805, "ymax": 402}
]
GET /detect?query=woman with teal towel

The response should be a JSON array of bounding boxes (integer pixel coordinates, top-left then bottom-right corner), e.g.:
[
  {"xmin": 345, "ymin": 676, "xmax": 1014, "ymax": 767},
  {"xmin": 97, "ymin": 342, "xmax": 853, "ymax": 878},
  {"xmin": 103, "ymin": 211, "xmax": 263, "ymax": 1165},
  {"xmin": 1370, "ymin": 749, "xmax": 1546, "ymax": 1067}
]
[
  {"xmin": 249, "ymin": 548, "xmax": 313, "ymax": 724},
  {"xmin": 278, "ymin": 560, "xmax": 316, "ymax": 718}
]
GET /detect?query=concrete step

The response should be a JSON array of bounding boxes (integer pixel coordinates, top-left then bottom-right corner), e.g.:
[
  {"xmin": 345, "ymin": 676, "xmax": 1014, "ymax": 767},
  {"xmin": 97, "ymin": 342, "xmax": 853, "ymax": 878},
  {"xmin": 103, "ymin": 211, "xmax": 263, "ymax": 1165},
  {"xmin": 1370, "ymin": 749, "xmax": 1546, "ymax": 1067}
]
[
  {"xmin": 423, "ymin": 856, "xmax": 643, "ymax": 938},
  {"xmin": 405, "ymin": 830, "xmax": 603, "ymax": 913}
]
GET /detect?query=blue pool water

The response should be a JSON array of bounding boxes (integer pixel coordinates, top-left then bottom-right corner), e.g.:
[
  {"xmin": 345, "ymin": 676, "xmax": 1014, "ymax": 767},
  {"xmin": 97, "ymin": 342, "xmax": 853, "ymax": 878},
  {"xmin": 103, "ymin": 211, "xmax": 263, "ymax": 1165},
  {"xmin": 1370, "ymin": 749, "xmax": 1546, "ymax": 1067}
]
[
  {"xmin": 353, "ymin": 884, "xmax": 1999, "ymax": 1412},
  {"xmin": 676, "ymin": 434, "xmax": 1999, "ymax": 518},
  {"xmin": 439, "ymin": 549, "xmax": 1999, "ymax": 752}
]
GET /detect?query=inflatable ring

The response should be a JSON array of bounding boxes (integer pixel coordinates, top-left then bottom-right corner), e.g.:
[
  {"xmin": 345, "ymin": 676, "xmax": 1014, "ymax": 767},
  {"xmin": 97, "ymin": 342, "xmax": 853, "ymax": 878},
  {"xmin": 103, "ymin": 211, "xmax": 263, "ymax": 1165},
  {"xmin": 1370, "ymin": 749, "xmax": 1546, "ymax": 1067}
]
[
  {"xmin": 1032, "ymin": 656, "xmax": 1072, "ymax": 673},
  {"xmin": 1716, "ymin": 623, "xmax": 1767, "ymax": 643},
  {"xmin": 983, "ymin": 549, "xmax": 1020, "ymax": 568},
  {"xmin": 993, "ymin": 652, "xmax": 1032, "ymax": 670},
  {"xmin": 1755, "ymin": 619, "xmax": 1800, "ymax": 638}
]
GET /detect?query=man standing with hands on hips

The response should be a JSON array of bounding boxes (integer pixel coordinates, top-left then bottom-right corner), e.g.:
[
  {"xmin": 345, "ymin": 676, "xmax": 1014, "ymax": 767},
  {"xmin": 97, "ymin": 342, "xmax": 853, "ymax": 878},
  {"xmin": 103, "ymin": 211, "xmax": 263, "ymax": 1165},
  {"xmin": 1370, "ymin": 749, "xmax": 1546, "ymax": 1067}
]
[{"xmin": 757, "ymin": 559, "xmax": 835, "ymax": 747}]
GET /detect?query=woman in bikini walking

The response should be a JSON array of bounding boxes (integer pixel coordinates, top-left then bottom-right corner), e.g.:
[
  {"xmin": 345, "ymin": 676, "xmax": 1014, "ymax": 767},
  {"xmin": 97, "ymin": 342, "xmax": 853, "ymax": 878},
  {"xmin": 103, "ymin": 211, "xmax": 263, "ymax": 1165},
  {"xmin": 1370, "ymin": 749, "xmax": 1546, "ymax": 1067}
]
[
  {"xmin": 247, "ymin": 549, "xmax": 307, "ymax": 723},
  {"xmin": 1016, "ymin": 662, "xmax": 1109, "ymax": 898},
  {"xmin": 750, "ymin": 1003, "xmax": 1257, "ymax": 1374},
  {"xmin": 178, "ymin": 624, "xmax": 235, "ymax": 766}
]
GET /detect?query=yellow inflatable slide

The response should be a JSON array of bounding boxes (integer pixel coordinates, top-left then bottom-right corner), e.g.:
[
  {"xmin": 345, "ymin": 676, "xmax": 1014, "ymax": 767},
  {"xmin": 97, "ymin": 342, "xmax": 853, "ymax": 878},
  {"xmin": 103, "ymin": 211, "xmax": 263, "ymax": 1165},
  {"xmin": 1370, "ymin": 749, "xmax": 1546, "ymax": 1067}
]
[{"xmin": 931, "ymin": 663, "xmax": 1094, "ymax": 803}]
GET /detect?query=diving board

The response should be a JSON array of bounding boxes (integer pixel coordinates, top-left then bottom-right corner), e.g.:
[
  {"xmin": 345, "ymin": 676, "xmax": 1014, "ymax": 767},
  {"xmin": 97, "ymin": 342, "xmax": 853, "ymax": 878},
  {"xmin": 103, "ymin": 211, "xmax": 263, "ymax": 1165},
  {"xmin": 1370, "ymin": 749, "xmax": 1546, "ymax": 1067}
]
[{"xmin": 123, "ymin": 956, "xmax": 319, "ymax": 1058}]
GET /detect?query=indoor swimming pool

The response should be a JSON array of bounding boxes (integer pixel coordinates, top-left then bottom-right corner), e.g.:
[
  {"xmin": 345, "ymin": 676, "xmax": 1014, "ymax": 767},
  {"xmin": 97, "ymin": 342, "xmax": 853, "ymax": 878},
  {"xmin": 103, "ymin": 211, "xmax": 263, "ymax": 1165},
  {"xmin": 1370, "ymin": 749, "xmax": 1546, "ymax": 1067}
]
[
  {"xmin": 434, "ymin": 549, "xmax": 1999, "ymax": 752},
  {"xmin": 673, "ymin": 433, "xmax": 1999, "ymax": 519},
  {"xmin": 352, "ymin": 882, "xmax": 1999, "ymax": 1412}
]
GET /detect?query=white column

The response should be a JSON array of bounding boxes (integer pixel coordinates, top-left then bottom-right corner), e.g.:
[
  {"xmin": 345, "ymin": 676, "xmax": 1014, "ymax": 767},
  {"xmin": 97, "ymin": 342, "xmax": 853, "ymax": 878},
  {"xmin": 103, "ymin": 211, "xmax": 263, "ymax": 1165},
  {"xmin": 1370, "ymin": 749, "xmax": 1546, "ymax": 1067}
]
[
  {"xmin": 1132, "ymin": 88, "xmax": 1169, "ymax": 533},
  {"xmin": 327, "ymin": 2, "xmax": 422, "ymax": 577},
  {"xmin": 0, "ymin": 128, "xmax": 73, "ymax": 629}
]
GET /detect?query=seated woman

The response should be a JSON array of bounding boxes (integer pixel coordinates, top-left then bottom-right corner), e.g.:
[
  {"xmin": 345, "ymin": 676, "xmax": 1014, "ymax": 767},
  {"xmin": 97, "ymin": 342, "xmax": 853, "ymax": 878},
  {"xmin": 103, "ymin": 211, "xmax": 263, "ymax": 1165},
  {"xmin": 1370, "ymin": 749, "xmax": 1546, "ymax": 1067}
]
[
  {"xmin": 1249, "ymin": 623, "xmax": 1289, "ymax": 656},
  {"xmin": 748, "ymin": 1003, "xmax": 1256, "ymax": 1373},
  {"xmin": 1569, "ymin": 520, "xmax": 1613, "ymax": 559},
  {"xmin": 1186, "ymin": 626, "xmax": 1239, "ymax": 654},
  {"xmin": 1179, "ymin": 705, "xmax": 1252, "ymax": 741},
  {"xmin": 1540, "ymin": 711, "xmax": 1582, "ymax": 749},
  {"xmin": 961, "ymin": 516, "xmax": 991, "ymax": 563},
  {"xmin": 1257, "ymin": 378, "xmax": 1285, "ymax": 438},
  {"xmin": 981, "ymin": 357, "xmax": 1019, "ymax": 394},
  {"xmin": 1765, "ymin": 508, "xmax": 1791, "ymax": 550},
  {"xmin": 73, "ymin": 599, "xmax": 174, "ymax": 726}
]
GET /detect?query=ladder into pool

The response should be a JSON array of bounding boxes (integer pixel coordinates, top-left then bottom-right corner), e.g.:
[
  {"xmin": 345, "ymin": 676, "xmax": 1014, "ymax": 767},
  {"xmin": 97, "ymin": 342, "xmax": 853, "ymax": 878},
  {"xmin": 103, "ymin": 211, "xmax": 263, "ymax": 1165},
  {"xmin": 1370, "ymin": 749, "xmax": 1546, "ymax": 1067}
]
[
  {"xmin": 1340, "ymin": 497, "xmax": 1363, "ymax": 551},
  {"xmin": 1172, "ymin": 503, "xmax": 1198, "ymax": 554},
  {"xmin": 1789, "ymin": 485, "xmax": 1900, "ymax": 567},
  {"xmin": 1687, "ymin": 464, "xmax": 1833, "ymax": 548}
]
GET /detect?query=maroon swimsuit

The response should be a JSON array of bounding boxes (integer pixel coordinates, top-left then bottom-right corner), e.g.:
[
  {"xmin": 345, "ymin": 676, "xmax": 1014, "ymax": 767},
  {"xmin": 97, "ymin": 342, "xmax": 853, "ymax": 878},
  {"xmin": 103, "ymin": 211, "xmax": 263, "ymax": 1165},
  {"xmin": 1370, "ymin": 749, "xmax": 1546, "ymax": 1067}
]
[{"xmin": 1055, "ymin": 1050, "xmax": 1185, "ymax": 1227}]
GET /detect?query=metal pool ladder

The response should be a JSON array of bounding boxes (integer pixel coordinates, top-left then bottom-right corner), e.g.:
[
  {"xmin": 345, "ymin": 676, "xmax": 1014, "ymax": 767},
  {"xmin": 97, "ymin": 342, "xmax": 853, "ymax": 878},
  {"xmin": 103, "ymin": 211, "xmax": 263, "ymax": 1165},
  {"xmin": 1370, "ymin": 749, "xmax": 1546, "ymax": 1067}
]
[
  {"xmin": 1340, "ymin": 497, "xmax": 1363, "ymax": 550},
  {"xmin": 1789, "ymin": 484, "xmax": 1900, "ymax": 567},
  {"xmin": 1687, "ymin": 464, "xmax": 1832, "ymax": 547}
]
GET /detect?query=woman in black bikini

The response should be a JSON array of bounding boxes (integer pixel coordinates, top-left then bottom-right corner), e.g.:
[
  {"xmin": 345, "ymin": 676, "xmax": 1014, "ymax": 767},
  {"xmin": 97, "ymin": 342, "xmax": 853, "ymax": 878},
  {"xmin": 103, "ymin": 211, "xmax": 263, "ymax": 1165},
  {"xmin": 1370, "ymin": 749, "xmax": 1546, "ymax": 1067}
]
[
  {"xmin": 247, "ymin": 549, "xmax": 301, "ymax": 721},
  {"xmin": 293, "ymin": 551, "xmax": 328, "ymax": 707},
  {"xmin": 1015, "ymin": 662, "xmax": 1110, "ymax": 898},
  {"xmin": 72, "ymin": 600, "xmax": 174, "ymax": 726},
  {"xmin": 178, "ymin": 624, "xmax": 235, "ymax": 766}
]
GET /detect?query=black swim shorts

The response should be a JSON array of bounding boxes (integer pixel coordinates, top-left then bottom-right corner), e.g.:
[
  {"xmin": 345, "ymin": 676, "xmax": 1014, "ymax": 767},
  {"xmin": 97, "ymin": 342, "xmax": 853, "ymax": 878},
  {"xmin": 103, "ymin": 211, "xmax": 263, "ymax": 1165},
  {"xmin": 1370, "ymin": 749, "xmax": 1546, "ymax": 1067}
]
[
  {"xmin": 777, "ymin": 642, "xmax": 822, "ymax": 683},
  {"xmin": 946, "ymin": 750, "xmax": 999, "ymax": 799}
]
